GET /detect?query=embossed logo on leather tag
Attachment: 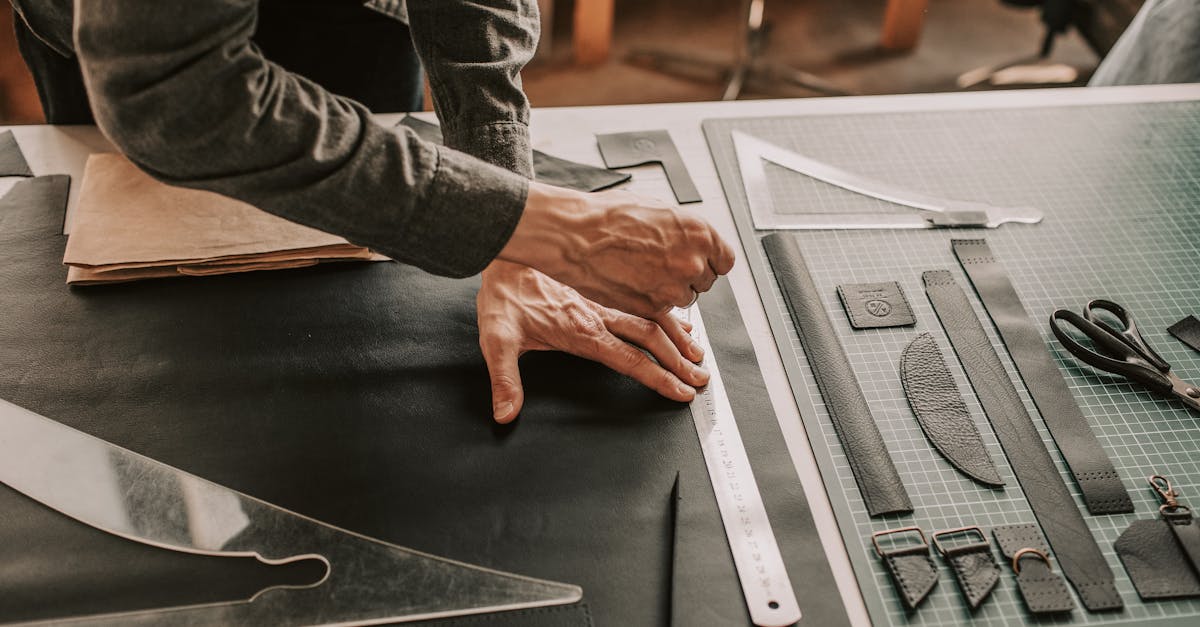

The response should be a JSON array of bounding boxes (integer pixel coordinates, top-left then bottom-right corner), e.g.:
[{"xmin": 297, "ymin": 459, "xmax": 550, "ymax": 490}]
[{"xmin": 837, "ymin": 282, "xmax": 915, "ymax": 329}]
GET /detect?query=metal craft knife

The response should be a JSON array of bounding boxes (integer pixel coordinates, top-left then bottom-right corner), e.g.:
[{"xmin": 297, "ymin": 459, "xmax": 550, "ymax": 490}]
[
  {"xmin": 732, "ymin": 131, "xmax": 1043, "ymax": 230},
  {"xmin": 0, "ymin": 398, "xmax": 582, "ymax": 626}
]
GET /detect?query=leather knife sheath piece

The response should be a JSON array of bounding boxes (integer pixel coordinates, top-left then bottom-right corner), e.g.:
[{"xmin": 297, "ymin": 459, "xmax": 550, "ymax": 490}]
[
  {"xmin": 952, "ymin": 239, "xmax": 1132, "ymax": 515},
  {"xmin": 900, "ymin": 333, "xmax": 1004, "ymax": 487},
  {"xmin": 924, "ymin": 270, "xmax": 1123, "ymax": 612},
  {"xmin": 0, "ymin": 130, "xmax": 35, "ymax": 177},
  {"xmin": 762, "ymin": 232, "xmax": 912, "ymax": 517}
]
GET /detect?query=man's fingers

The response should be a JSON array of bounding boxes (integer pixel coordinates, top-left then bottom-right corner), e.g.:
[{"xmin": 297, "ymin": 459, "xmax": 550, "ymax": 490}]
[
  {"xmin": 691, "ymin": 264, "xmax": 718, "ymax": 295},
  {"xmin": 481, "ymin": 335, "xmax": 525, "ymax": 424},
  {"xmin": 655, "ymin": 312, "xmax": 704, "ymax": 363},
  {"xmin": 580, "ymin": 331, "xmax": 696, "ymax": 403},
  {"xmin": 605, "ymin": 312, "xmax": 709, "ymax": 387},
  {"xmin": 708, "ymin": 229, "xmax": 736, "ymax": 276}
]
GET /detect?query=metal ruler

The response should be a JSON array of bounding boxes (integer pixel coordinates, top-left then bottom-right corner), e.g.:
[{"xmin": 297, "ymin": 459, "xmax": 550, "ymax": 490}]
[{"xmin": 682, "ymin": 305, "xmax": 801, "ymax": 627}]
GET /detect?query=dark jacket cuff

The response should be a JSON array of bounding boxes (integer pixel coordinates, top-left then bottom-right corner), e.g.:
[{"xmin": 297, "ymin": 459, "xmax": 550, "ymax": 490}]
[
  {"xmin": 402, "ymin": 145, "xmax": 529, "ymax": 278},
  {"xmin": 443, "ymin": 121, "xmax": 534, "ymax": 179}
]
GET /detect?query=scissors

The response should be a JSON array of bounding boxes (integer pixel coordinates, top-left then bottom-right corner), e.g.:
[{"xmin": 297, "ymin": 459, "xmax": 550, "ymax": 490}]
[{"xmin": 1050, "ymin": 299, "xmax": 1200, "ymax": 413}]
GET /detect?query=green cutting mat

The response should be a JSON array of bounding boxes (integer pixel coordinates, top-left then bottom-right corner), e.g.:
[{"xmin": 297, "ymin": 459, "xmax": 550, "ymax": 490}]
[{"xmin": 703, "ymin": 101, "xmax": 1200, "ymax": 626}]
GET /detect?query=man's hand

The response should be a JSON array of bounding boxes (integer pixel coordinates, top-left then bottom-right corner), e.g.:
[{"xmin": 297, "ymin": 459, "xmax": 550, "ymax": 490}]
[
  {"xmin": 497, "ymin": 183, "xmax": 736, "ymax": 318},
  {"xmin": 478, "ymin": 260, "xmax": 709, "ymax": 423}
]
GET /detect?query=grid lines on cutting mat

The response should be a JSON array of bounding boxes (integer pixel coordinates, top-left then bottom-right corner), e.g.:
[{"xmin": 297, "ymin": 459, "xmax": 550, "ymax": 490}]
[{"xmin": 703, "ymin": 101, "xmax": 1200, "ymax": 627}]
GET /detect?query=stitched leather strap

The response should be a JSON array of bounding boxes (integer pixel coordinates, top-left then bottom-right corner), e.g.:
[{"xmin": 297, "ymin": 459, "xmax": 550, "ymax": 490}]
[
  {"xmin": 873, "ymin": 530, "xmax": 939, "ymax": 611},
  {"xmin": 934, "ymin": 530, "xmax": 999, "ymax": 611},
  {"xmin": 923, "ymin": 270, "xmax": 1122, "ymax": 611},
  {"xmin": 1115, "ymin": 520, "xmax": 1200, "ymax": 600},
  {"xmin": 952, "ymin": 239, "xmax": 1132, "ymax": 515},
  {"xmin": 899, "ymin": 333, "xmax": 1004, "ymax": 487},
  {"xmin": 993, "ymin": 524, "xmax": 1075, "ymax": 614},
  {"xmin": 762, "ymin": 233, "xmax": 912, "ymax": 517},
  {"xmin": 1164, "ymin": 508, "xmax": 1200, "ymax": 573}
]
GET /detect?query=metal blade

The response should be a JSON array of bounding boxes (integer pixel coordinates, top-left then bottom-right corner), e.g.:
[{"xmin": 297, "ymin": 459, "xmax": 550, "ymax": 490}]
[
  {"xmin": 731, "ymin": 130, "xmax": 1043, "ymax": 230},
  {"xmin": 0, "ymin": 398, "xmax": 581, "ymax": 626}
]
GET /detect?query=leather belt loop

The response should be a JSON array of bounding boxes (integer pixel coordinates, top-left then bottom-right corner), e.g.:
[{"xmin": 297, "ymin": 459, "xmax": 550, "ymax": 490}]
[
  {"xmin": 951, "ymin": 239, "xmax": 1132, "ymax": 515},
  {"xmin": 993, "ymin": 524, "xmax": 1075, "ymax": 614},
  {"xmin": 923, "ymin": 270, "xmax": 1123, "ymax": 612},
  {"xmin": 762, "ymin": 233, "xmax": 913, "ymax": 517}
]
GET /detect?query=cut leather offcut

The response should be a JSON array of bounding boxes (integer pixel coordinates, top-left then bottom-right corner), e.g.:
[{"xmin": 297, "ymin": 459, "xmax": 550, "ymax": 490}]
[
  {"xmin": 0, "ymin": 130, "xmax": 35, "ymax": 178},
  {"xmin": 62, "ymin": 154, "xmax": 386, "ymax": 285}
]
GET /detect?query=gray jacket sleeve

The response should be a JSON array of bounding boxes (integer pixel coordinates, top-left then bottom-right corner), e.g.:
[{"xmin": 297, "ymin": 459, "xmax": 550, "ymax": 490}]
[
  {"xmin": 74, "ymin": 0, "xmax": 530, "ymax": 278},
  {"xmin": 408, "ymin": 0, "xmax": 539, "ymax": 178}
]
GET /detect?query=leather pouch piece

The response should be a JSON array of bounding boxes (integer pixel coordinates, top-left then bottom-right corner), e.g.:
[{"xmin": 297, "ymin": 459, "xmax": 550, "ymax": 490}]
[
  {"xmin": 931, "ymin": 527, "xmax": 999, "ymax": 610},
  {"xmin": 1115, "ymin": 520, "xmax": 1200, "ymax": 600},
  {"xmin": 0, "ymin": 130, "xmax": 35, "ymax": 177},
  {"xmin": 992, "ymin": 524, "xmax": 1075, "ymax": 614},
  {"xmin": 872, "ymin": 527, "xmax": 939, "ymax": 611},
  {"xmin": 762, "ymin": 232, "xmax": 913, "ymax": 517},
  {"xmin": 952, "ymin": 239, "xmax": 1133, "ymax": 515},
  {"xmin": 397, "ymin": 116, "xmax": 631, "ymax": 193},
  {"xmin": 924, "ymin": 270, "xmax": 1123, "ymax": 612},
  {"xmin": 595, "ymin": 130, "xmax": 701, "ymax": 204},
  {"xmin": 836, "ymin": 282, "xmax": 915, "ymax": 329},
  {"xmin": 1169, "ymin": 315, "xmax": 1200, "ymax": 353},
  {"xmin": 0, "ymin": 168, "xmax": 845, "ymax": 626},
  {"xmin": 61, "ymin": 154, "xmax": 384, "ymax": 285},
  {"xmin": 899, "ymin": 333, "xmax": 1004, "ymax": 487}
]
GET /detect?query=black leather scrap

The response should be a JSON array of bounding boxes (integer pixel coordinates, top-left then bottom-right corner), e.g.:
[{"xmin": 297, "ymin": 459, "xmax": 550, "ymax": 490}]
[
  {"xmin": 1169, "ymin": 315, "xmax": 1200, "ymax": 353},
  {"xmin": 397, "ymin": 116, "xmax": 631, "ymax": 193},
  {"xmin": 1116, "ymin": 520, "xmax": 1200, "ymax": 600},
  {"xmin": 0, "ymin": 170, "xmax": 844, "ymax": 625},
  {"xmin": 0, "ymin": 130, "xmax": 35, "ymax": 177}
]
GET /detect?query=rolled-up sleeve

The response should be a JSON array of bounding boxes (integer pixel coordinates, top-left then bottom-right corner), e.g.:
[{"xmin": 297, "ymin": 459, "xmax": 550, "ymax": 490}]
[
  {"xmin": 407, "ymin": 0, "xmax": 539, "ymax": 178},
  {"xmin": 74, "ymin": 0, "xmax": 528, "ymax": 278}
]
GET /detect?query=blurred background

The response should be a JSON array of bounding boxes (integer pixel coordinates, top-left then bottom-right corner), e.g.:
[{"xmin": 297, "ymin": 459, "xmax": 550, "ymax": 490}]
[{"xmin": 1, "ymin": 0, "xmax": 1142, "ymax": 124}]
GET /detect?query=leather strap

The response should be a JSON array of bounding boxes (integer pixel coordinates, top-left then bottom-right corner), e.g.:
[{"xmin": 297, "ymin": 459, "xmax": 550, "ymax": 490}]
[
  {"xmin": 932, "ymin": 527, "xmax": 999, "ymax": 610},
  {"xmin": 1115, "ymin": 520, "xmax": 1200, "ymax": 600},
  {"xmin": 923, "ymin": 270, "xmax": 1123, "ymax": 612},
  {"xmin": 1164, "ymin": 507, "xmax": 1200, "ymax": 573},
  {"xmin": 952, "ymin": 239, "xmax": 1132, "ymax": 515},
  {"xmin": 899, "ymin": 333, "xmax": 1004, "ymax": 487},
  {"xmin": 873, "ymin": 528, "xmax": 938, "ymax": 611},
  {"xmin": 1169, "ymin": 315, "xmax": 1200, "ymax": 353},
  {"xmin": 762, "ymin": 233, "xmax": 912, "ymax": 517},
  {"xmin": 993, "ymin": 524, "xmax": 1074, "ymax": 614},
  {"xmin": 595, "ymin": 130, "xmax": 701, "ymax": 204}
]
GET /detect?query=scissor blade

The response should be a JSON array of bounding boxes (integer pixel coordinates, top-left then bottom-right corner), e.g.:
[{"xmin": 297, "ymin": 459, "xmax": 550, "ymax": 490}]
[{"xmin": 1168, "ymin": 373, "xmax": 1200, "ymax": 413}]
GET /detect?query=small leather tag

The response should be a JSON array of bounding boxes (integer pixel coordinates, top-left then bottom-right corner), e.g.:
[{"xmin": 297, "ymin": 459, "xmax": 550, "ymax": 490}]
[
  {"xmin": 837, "ymin": 282, "xmax": 915, "ymax": 329},
  {"xmin": 1115, "ymin": 519, "xmax": 1200, "ymax": 600}
]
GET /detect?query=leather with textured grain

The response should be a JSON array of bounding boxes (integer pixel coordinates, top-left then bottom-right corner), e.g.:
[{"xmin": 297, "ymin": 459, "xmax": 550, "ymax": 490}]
[
  {"xmin": 1115, "ymin": 520, "xmax": 1200, "ymax": 600},
  {"xmin": 762, "ymin": 232, "xmax": 913, "ymax": 517},
  {"xmin": 1166, "ymin": 508, "xmax": 1200, "ymax": 572},
  {"xmin": 952, "ymin": 239, "xmax": 1132, "ymax": 515},
  {"xmin": 941, "ymin": 543, "xmax": 999, "ymax": 610},
  {"xmin": 899, "ymin": 333, "xmax": 1004, "ymax": 487},
  {"xmin": 836, "ymin": 282, "xmax": 915, "ymax": 329},
  {"xmin": 924, "ymin": 270, "xmax": 1122, "ymax": 612},
  {"xmin": 879, "ymin": 545, "xmax": 939, "ymax": 610},
  {"xmin": 993, "ymin": 524, "xmax": 1074, "ymax": 614}
]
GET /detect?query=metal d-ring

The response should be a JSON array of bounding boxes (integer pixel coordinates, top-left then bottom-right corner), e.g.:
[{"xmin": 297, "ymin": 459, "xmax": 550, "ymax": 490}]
[{"xmin": 1012, "ymin": 547, "xmax": 1051, "ymax": 574}]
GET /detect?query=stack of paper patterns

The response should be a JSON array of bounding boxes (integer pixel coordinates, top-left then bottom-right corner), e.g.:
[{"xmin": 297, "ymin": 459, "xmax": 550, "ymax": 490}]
[{"xmin": 63, "ymin": 154, "xmax": 386, "ymax": 285}]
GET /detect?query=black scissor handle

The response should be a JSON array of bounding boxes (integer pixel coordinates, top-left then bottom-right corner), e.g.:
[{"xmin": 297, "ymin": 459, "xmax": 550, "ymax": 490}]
[
  {"xmin": 1084, "ymin": 299, "xmax": 1170, "ymax": 372},
  {"xmin": 1050, "ymin": 309, "xmax": 1175, "ymax": 395}
]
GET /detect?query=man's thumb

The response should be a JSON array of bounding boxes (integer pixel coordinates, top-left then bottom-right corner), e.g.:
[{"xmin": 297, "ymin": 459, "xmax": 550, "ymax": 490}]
[{"xmin": 485, "ymin": 346, "xmax": 524, "ymax": 424}]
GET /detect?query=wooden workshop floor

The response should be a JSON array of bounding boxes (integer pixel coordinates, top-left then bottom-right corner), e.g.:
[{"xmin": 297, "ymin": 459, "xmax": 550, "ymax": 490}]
[
  {"xmin": 523, "ymin": 0, "xmax": 1099, "ymax": 106},
  {"xmin": 1, "ymin": 0, "xmax": 1099, "ymax": 124}
]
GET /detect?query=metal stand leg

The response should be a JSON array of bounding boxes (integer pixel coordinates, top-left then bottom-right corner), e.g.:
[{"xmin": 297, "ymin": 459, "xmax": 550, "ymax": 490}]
[{"xmin": 627, "ymin": 0, "xmax": 852, "ymax": 100}]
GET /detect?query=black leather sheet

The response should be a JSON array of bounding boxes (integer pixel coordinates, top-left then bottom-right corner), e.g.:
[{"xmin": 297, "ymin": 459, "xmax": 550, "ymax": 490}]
[{"xmin": 0, "ymin": 171, "xmax": 845, "ymax": 625}]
